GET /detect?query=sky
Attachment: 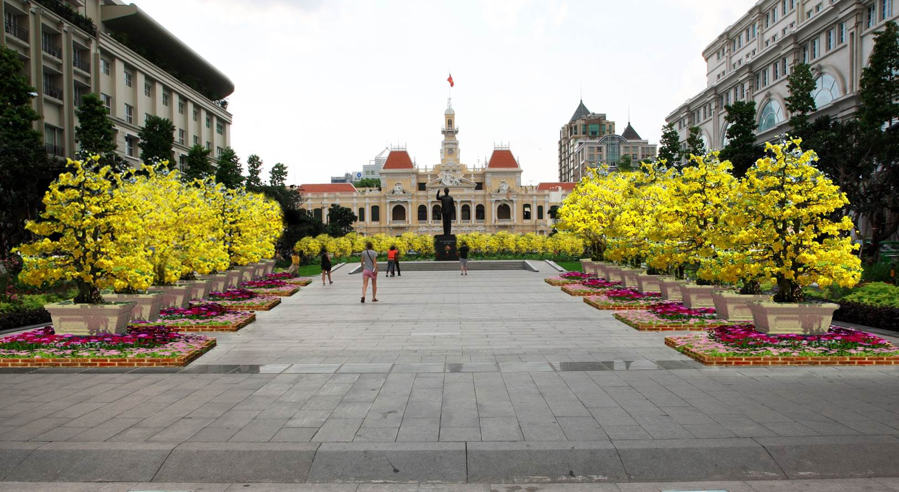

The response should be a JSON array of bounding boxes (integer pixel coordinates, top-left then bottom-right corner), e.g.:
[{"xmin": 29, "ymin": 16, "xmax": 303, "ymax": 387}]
[{"xmin": 139, "ymin": 0, "xmax": 758, "ymax": 185}]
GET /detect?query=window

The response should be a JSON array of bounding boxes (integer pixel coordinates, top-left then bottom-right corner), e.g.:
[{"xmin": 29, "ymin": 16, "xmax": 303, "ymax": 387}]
[
  {"xmin": 537, "ymin": 205, "xmax": 544, "ymax": 220},
  {"xmin": 881, "ymin": 0, "xmax": 892, "ymax": 19},
  {"xmin": 475, "ymin": 204, "xmax": 485, "ymax": 221},
  {"xmin": 588, "ymin": 124, "xmax": 599, "ymax": 136},
  {"xmin": 782, "ymin": 0, "xmax": 787, "ymax": 14},
  {"xmin": 179, "ymin": 155, "xmax": 187, "ymax": 171},
  {"xmin": 371, "ymin": 205, "xmax": 380, "ymax": 222},
  {"xmin": 461, "ymin": 204, "xmax": 471, "ymax": 221},
  {"xmin": 782, "ymin": 57, "xmax": 788, "ymax": 75},
  {"xmin": 193, "ymin": 108, "xmax": 199, "ymax": 121},
  {"xmin": 144, "ymin": 113, "xmax": 151, "ymax": 124},
  {"xmin": 391, "ymin": 205, "xmax": 406, "ymax": 222},
  {"xmin": 838, "ymin": 22, "xmax": 846, "ymax": 44},
  {"xmin": 497, "ymin": 203, "xmax": 511, "ymax": 220},
  {"xmin": 762, "ymin": 69, "xmax": 768, "ymax": 87},
  {"xmin": 772, "ymin": 7, "xmax": 778, "ymax": 22},
  {"xmin": 867, "ymin": 3, "xmax": 877, "ymax": 28},
  {"xmin": 124, "ymin": 103, "xmax": 133, "ymax": 124},
  {"xmin": 810, "ymin": 38, "xmax": 819, "ymax": 59},
  {"xmin": 358, "ymin": 208, "xmax": 365, "ymax": 222},
  {"xmin": 124, "ymin": 70, "xmax": 133, "ymax": 87},
  {"xmin": 193, "ymin": 135, "xmax": 199, "ymax": 145},
  {"xmin": 826, "ymin": 29, "xmax": 833, "ymax": 51},
  {"xmin": 216, "ymin": 120, "xmax": 224, "ymax": 135},
  {"xmin": 812, "ymin": 73, "xmax": 841, "ymax": 108},
  {"xmin": 417, "ymin": 205, "xmax": 427, "ymax": 221},
  {"xmin": 475, "ymin": 182, "xmax": 483, "ymax": 191},
  {"xmin": 125, "ymin": 136, "xmax": 135, "ymax": 157},
  {"xmin": 432, "ymin": 204, "xmax": 441, "ymax": 221},
  {"xmin": 523, "ymin": 204, "xmax": 532, "ymax": 220},
  {"xmin": 216, "ymin": 146, "xmax": 223, "ymax": 157},
  {"xmin": 758, "ymin": 100, "xmax": 784, "ymax": 131},
  {"xmin": 101, "ymin": 58, "xmax": 110, "ymax": 75},
  {"xmin": 417, "ymin": 182, "xmax": 426, "ymax": 191},
  {"xmin": 178, "ymin": 97, "xmax": 185, "ymax": 114},
  {"xmin": 206, "ymin": 141, "xmax": 211, "ymax": 150},
  {"xmin": 178, "ymin": 129, "xmax": 185, "ymax": 144},
  {"xmin": 144, "ymin": 80, "xmax": 152, "ymax": 97},
  {"xmin": 101, "ymin": 93, "xmax": 111, "ymax": 111},
  {"xmin": 802, "ymin": 46, "xmax": 809, "ymax": 63},
  {"xmin": 162, "ymin": 91, "xmax": 170, "ymax": 106},
  {"xmin": 313, "ymin": 208, "xmax": 322, "ymax": 221},
  {"xmin": 43, "ymin": 124, "xmax": 64, "ymax": 155},
  {"xmin": 205, "ymin": 116, "xmax": 211, "ymax": 128},
  {"xmin": 773, "ymin": 61, "xmax": 780, "ymax": 80}
]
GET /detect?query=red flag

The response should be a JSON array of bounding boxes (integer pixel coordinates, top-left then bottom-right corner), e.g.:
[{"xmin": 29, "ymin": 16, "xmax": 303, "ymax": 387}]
[{"xmin": 447, "ymin": 73, "xmax": 454, "ymax": 87}]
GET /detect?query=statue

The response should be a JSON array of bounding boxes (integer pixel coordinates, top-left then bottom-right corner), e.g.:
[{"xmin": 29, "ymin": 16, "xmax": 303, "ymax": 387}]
[
  {"xmin": 498, "ymin": 181, "xmax": 509, "ymax": 193},
  {"xmin": 435, "ymin": 187, "xmax": 455, "ymax": 236},
  {"xmin": 392, "ymin": 182, "xmax": 404, "ymax": 194}
]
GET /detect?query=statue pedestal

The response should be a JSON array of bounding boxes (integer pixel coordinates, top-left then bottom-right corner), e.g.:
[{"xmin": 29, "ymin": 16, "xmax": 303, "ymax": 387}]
[{"xmin": 434, "ymin": 235, "xmax": 458, "ymax": 261}]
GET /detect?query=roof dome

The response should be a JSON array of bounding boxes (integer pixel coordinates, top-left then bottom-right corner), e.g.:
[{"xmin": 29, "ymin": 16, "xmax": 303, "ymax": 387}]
[{"xmin": 445, "ymin": 98, "xmax": 455, "ymax": 115}]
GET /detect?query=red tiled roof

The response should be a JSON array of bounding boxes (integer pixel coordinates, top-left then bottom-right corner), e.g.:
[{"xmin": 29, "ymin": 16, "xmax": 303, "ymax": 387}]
[
  {"xmin": 487, "ymin": 149, "xmax": 518, "ymax": 169},
  {"xmin": 298, "ymin": 183, "xmax": 357, "ymax": 193},
  {"xmin": 382, "ymin": 150, "xmax": 414, "ymax": 169},
  {"xmin": 536, "ymin": 182, "xmax": 577, "ymax": 192}
]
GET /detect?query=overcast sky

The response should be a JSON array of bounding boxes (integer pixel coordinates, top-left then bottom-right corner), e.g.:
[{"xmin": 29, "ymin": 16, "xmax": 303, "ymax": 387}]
[{"xmin": 139, "ymin": 0, "xmax": 757, "ymax": 185}]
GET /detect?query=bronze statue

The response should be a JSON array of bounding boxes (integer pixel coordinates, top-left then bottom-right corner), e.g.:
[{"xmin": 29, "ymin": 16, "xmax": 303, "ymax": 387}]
[{"xmin": 435, "ymin": 187, "xmax": 455, "ymax": 236}]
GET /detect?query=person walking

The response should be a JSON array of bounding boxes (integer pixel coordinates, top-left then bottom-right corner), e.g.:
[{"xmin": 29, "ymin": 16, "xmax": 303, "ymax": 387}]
[
  {"xmin": 387, "ymin": 245, "xmax": 399, "ymax": 277},
  {"xmin": 458, "ymin": 241, "xmax": 470, "ymax": 276},
  {"xmin": 361, "ymin": 242, "xmax": 378, "ymax": 302},
  {"xmin": 287, "ymin": 250, "xmax": 300, "ymax": 275},
  {"xmin": 320, "ymin": 246, "xmax": 333, "ymax": 286}
]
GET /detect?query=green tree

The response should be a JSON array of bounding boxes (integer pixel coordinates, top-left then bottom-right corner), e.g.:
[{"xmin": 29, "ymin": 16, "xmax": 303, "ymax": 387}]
[
  {"xmin": 74, "ymin": 93, "xmax": 123, "ymax": 171},
  {"xmin": 245, "ymin": 154, "xmax": 263, "ymax": 189},
  {"xmin": 0, "ymin": 46, "xmax": 57, "ymax": 255},
  {"xmin": 785, "ymin": 63, "xmax": 817, "ymax": 138},
  {"xmin": 616, "ymin": 154, "xmax": 634, "ymax": 171},
  {"xmin": 182, "ymin": 144, "xmax": 213, "ymax": 182},
  {"xmin": 138, "ymin": 115, "xmax": 175, "ymax": 166},
  {"xmin": 255, "ymin": 185, "xmax": 323, "ymax": 260},
  {"xmin": 858, "ymin": 21, "xmax": 899, "ymax": 131},
  {"xmin": 658, "ymin": 123, "xmax": 681, "ymax": 166},
  {"xmin": 326, "ymin": 204, "xmax": 357, "ymax": 237},
  {"xmin": 353, "ymin": 177, "xmax": 381, "ymax": 188},
  {"xmin": 215, "ymin": 146, "xmax": 243, "ymax": 189},
  {"xmin": 269, "ymin": 162, "xmax": 288, "ymax": 187},
  {"xmin": 684, "ymin": 126, "xmax": 707, "ymax": 160},
  {"xmin": 719, "ymin": 101, "xmax": 762, "ymax": 177}
]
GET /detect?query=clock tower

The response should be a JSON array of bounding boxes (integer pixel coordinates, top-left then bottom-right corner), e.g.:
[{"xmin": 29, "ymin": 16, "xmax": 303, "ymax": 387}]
[{"xmin": 441, "ymin": 99, "xmax": 459, "ymax": 165}]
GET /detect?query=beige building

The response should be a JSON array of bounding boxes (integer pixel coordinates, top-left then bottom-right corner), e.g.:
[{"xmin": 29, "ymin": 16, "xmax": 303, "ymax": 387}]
[
  {"xmin": 2, "ymin": 0, "xmax": 233, "ymax": 168},
  {"xmin": 666, "ymin": 0, "xmax": 897, "ymax": 149},
  {"xmin": 299, "ymin": 100, "xmax": 577, "ymax": 235},
  {"xmin": 558, "ymin": 100, "xmax": 657, "ymax": 182}
]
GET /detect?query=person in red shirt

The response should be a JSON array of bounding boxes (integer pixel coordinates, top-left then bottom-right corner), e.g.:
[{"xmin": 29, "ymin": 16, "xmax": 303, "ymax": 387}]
[{"xmin": 386, "ymin": 245, "xmax": 400, "ymax": 277}]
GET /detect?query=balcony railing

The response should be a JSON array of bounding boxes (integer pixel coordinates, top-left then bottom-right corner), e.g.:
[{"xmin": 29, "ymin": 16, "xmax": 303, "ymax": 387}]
[
  {"xmin": 42, "ymin": 43, "xmax": 61, "ymax": 58},
  {"xmin": 73, "ymin": 54, "xmax": 90, "ymax": 72},
  {"xmin": 44, "ymin": 86, "xmax": 63, "ymax": 100},
  {"xmin": 45, "ymin": 143, "xmax": 64, "ymax": 156},
  {"xmin": 4, "ymin": 21, "xmax": 28, "ymax": 42}
]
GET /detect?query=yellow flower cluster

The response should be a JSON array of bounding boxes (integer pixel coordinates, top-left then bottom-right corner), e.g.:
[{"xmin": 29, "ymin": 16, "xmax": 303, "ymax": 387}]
[
  {"xmin": 15, "ymin": 158, "xmax": 284, "ymax": 297},
  {"xmin": 294, "ymin": 231, "xmax": 584, "ymax": 258},
  {"xmin": 557, "ymin": 139, "xmax": 862, "ymax": 295}
]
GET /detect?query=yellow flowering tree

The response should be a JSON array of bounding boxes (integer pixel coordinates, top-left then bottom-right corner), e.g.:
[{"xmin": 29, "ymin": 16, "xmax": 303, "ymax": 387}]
[
  {"xmin": 226, "ymin": 190, "xmax": 283, "ymax": 266},
  {"xmin": 605, "ymin": 162, "xmax": 669, "ymax": 267},
  {"xmin": 727, "ymin": 139, "xmax": 861, "ymax": 302},
  {"xmin": 15, "ymin": 158, "xmax": 153, "ymax": 303},
  {"xmin": 556, "ymin": 167, "xmax": 631, "ymax": 260}
]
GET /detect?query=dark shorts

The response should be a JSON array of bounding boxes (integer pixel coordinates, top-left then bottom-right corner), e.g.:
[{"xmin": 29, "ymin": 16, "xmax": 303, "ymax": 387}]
[
  {"xmin": 322, "ymin": 266, "xmax": 331, "ymax": 273},
  {"xmin": 460, "ymin": 258, "xmax": 468, "ymax": 266}
]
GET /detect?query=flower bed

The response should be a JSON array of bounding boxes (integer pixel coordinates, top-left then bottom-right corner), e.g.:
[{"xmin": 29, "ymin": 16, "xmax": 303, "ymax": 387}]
[
  {"xmin": 267, "ymin": 273, "xmax": 313, "ymax": 287},
  {"xmin": 614, "ymin": 302, "xmax": 731, "ymax": 331},
  {"xmin": 545, "ymin": 277, "xmax": 585, "ymax": 287},
  {"xmin": 0, "ymin": 325, "xmax": 215, "ymax": 367},
  {"xmin": 583, "ymin": 289, "xmax": 663, "ymax": 310},
  {"xmin": 239, "ymin": 280, "xmax": 299, "ymax": 297},
  {"xmin": 193, "ymin": 292, "xmax": 280, "ymax": 312},
  {"xmin": 560, "ymin": 279, "xmax": 623, "ymax": 296},
  {"xmin": 152, "ymin": 303, "xmax": 256, "ymax": 332},
  {"xmin": 666, "ymin": 325, "xmax": 899, "ymax": 366}
]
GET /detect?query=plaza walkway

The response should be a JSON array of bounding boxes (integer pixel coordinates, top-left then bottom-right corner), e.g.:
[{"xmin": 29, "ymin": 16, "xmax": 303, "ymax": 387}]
[{"xmin": 0, "ymin": 263, "xmax": 898, "ymax": 485}]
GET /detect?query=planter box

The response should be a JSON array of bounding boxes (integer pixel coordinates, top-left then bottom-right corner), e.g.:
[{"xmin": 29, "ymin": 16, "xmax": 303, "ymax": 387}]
[
  {"xmin": 198, "ymin": 274, "xmax": 228, "ymax": 293},
  {"xmin": 659, "ymin": 278, "xmax": 686, "ymax": 301},
  {"xmin": 179, "ymin": 279, "xmax": 211, "ymax": 302},
  {"xmin": 103, "ymin": 293, "xmax": 163, "ymax": 322},
  {"xmin": 44, "ymin": 301, "xmax": 135, "ymax": 335},
  {"xmin": 604, "ymin": 266, "xmax": 624, "ymax": 283},
  {"xmin": 749, "ymin": 301, "xmax": 840, "ymax": 335},
  {"xmin": 157, "ymin": 312, "xmax": 256, "ymax": 332},
  {"xmin": 712, "ymin": 291, "xmax": 770, "ymax": 322},
  {"xmin": 579, "ymin": 258, "xmax": 592, "ymax": 273},
  {"xmin": 238, "ymin": 265, "xmax": 257, "ymax": 283},
  {"xmin": 224, "ymin": 270, "xmax": 243, "ymax": 289},
  {"xmin": 636, "ymin": 274, "xmax": 664, "ymax": 293},
  {"xmin": 679, "ymin": 284, "xmax": 720, "ymax": 309},
  {"xmin": 0, "ymin": 338, "xmax": 216, "ymax": 368},
  {"xmin": 262, "ymin": 259, "xmax": 276, "ymax": 275},
  {"xmin": 148, "ymin": 285, "xmax": 191, "ymax": 309},
  {"xmin": 219, "ymin": 297, "xmax": 281, "ymax": 312},
  {"xmin": 620, "ymin": 268, "xmax": 642, "ymax": 289},
  {"xmin": 665, "ymin": 337, "xmax": 899, "ymax": 366},
  {"xmin": 254, "ymin": 262, "xmax": 267, "ymax": 279}
]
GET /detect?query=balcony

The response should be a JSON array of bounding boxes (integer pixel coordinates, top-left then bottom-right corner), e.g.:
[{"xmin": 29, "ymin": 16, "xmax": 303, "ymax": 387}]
[
  {"xmin": 73, "ymin": 53, "xmax": 90, "ymax": 72},
  {"xmin": 4, "ymin": 21, "xmax": 29, "ymax": 42},
  {"xmin": 44, "ymin": 86, "xmax": 63, "ymax": 100},
  {"xmin": 42, "ymin": 43, "xmax": 62, "ymax": 59}
]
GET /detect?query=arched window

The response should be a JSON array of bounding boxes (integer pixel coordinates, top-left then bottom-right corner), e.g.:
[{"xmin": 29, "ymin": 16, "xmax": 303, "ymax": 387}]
[
  {"xmin": 371, "ymin": 205, "xmax": 380, "ymax": 222},
  {"xmin": 447, "ymin": 118, "xmax": 452, "ymax": 128},
  {"xmin": 358, "ymin": 207, "xmax": 365, "ymax": 222},
  {"xmin": 523, "ymin": 204, "xmax": 532, "ymax": 220},
  {"xmin": 812, "ymin": 73, "xmax": 841, "ymax": 108},
  {"xmin": 721, "ymin": 122, "xmax": 732, "ymax": 148},
  {"xmin": 475, "ymin": 204, "xmax": 485, "ymax": 221},
  {"xmin": 461, "ymin": 204, "xmax": 471, "ymax": 221},
  {"xmin": 391, "ymin": 205, "xmax": 406, "ymax": 221},
  {"xmin": 417, "ymin": 205, "xmax": 427, "ymax": 221},
  {"xmin": 432, "ymin": 204, "xmax": 441, "ymax": 221},
  {"xmin": 497, "ymin": 203, "xmax": 511, "ymax": 220},
  {"xmin": 313, "ymin": 208, "xmax": 322, "ymax": 221},
  {"xmin": 537, "ymin": 205, "xmax": 544, "ymax": 220},
  {"xmin": 758, "ymin": 100, "xmax": 784, "ymax": 132}
]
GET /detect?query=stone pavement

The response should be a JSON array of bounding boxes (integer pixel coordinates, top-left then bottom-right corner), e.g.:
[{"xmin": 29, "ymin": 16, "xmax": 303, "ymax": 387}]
[{"xmin": 0, "ymin": 263, "xmax": 898, "ymax": 484}]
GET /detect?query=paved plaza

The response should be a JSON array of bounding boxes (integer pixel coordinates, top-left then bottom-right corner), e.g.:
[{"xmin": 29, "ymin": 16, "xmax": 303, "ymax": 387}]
[{"xmin": 1, "ymin": 263, "xmax": 898, "ymax": 486}]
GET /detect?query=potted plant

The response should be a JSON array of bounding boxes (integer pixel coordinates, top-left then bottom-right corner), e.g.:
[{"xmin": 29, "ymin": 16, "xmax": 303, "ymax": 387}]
[
  {"xmin": 15, "ymin": 159, "xmax": 151, "ymax": 334},
  {"xmin": 733, "ymin": 139, "xmax": 860, "ymax": 334}
]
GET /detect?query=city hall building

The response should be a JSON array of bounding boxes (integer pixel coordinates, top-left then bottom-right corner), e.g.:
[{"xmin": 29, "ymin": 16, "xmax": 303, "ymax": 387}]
[{"xmin": 298, "ymin": 101, "xmax": 577, "ymax": 235}]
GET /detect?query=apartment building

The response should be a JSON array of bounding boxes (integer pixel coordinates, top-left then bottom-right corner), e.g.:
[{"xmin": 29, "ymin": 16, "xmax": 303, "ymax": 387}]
[
  {"xmin": 666, "ymin": 0, "xmax": 897, "ymax": 150},
  {"xmin": 2, "ymin": 0, "xmax": 233, "ymax": 168}
]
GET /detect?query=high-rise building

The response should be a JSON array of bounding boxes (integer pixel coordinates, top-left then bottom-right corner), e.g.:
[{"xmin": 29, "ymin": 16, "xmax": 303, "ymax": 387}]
[
  {"xmin": 2, "ymin": 0, "xmax": 234, "ymax": 169},
  {"xmin": 558, "ymin": 100, "xmax": 656, "ymax": 182},
  {"xmin": 665, "ymin": 0, "xmax": 897, "ymax": 150}
]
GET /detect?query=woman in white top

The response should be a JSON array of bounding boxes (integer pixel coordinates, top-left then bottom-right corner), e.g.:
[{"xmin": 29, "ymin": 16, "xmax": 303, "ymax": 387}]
[{"xmin": 360, "ymin": 241, "xmax": 378, "ymax": 303}]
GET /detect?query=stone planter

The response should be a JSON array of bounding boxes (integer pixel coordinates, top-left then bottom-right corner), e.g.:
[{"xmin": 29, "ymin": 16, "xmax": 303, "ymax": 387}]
[
  {"xmin": 198, "ymin": 274, "xmax": 228, "ymax": 293},
  {"xmin": 593, "ymin": 262, "xmax": 612, "ymax": 279},
  {"xmin": 620, "ymin": 268, "xmax": 642, "ymax": 289},
  {"xmin": 253, "ymin": 262, "xmax": 267, "ymax": 279},
  {"xmin": 103, "ymin": 293, "xmax": 163, "ymax": 322},
  {"xmin": 636, "ymin": 274, "xmax": 664, "ymax": 293},
  {"xmin": 712, "ymin": 291, "xmax": 770, "ymax": 322},
  {"xmin": 262, "ymin": 259, "xmax": 276, "ymax": 275},
  {"xmin": 179, "ymin": 279, "xmax": 210, "ymax": 302},
  {"xmin": 679, "ymin": 284, "xmax": 721, "ymax": 309},
  {"xmin": 224, "ymin": 270, "xmax": 242, "ymax": 289},
  {"xmin": 237, "ymin": 265, "xmax": 256, "ymax": 283},
  {"xmin": 748, "ymin": 301, "xmax": 840, "ymax": 335},
  {"xmin": 45, "ymin": 301, "xmax": 135, "ymax": 335},
  {"xmin": 579, "ymin": 258, "xmax": 592, "ymax": 273},
  {"xmin": 148, "ymin": 284, "xmax": 191, "ymax": 309},
  {"xmin": 659, "ymin": 278, "xmax": 686, "ymax": 301},
  {"xmin": 604, "ymin": 266, "xmax": 624, "ymax": 283}
]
